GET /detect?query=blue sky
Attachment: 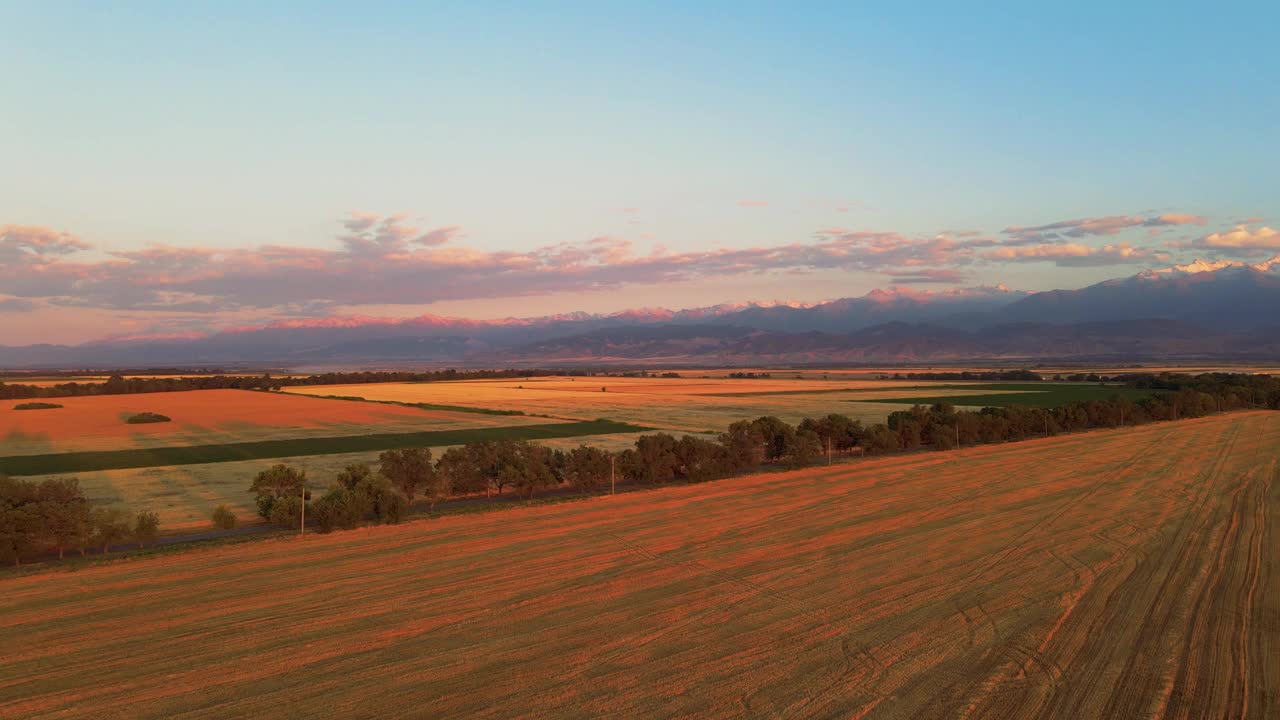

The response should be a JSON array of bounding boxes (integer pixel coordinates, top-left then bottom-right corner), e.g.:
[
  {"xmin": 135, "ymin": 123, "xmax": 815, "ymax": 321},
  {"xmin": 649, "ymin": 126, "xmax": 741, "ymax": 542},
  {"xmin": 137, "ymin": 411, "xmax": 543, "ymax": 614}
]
[{"xmin": 1, "ymin": 2, "xmax": 1277, "ymax": 343}]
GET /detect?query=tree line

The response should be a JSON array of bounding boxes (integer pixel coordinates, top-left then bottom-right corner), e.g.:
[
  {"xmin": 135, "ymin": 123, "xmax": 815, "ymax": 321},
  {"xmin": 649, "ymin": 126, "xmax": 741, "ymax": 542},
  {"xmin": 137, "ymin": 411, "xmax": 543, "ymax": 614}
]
[
  {"xmin": 0, "ymin": 369, "xmax": 581, "ymax": 400},
  {"xmin": 888, "ymin": 369, "xmax": 1043, "ymax": 381},
  {"xmin": 0, "ymin": 476, "xmax": 159, "ymax": 565},
  {"xmin": 247, "ymin": 372, "xmax": 1280, "ymax": 536}
]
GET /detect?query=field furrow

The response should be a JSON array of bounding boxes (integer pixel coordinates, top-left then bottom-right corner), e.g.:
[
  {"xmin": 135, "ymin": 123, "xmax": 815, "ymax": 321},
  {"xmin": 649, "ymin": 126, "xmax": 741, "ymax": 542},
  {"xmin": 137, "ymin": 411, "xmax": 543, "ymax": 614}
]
[{"xmin": 1, "ymin": 411, "xmax": 1277, "ymax": 719}]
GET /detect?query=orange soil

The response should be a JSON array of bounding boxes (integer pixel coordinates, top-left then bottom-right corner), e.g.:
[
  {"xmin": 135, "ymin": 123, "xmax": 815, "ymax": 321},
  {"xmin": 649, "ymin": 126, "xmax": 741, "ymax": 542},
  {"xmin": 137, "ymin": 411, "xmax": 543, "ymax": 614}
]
[{"xmin": 1, "ymin": 412, "xmax": 1277, "ymax": 718}]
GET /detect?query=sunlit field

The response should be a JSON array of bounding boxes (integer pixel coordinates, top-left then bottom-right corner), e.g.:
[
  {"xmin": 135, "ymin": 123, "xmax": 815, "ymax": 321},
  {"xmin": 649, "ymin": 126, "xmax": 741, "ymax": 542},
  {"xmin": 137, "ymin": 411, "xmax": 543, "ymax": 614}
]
[
  {"xmin": 283, "ymin": 377, "xmax": 1019, "ymax": 433},
  {"xmin": 0, "ymin": 389, "xmax": 555, "ymax": 456},
  {"xmin": 2, "ymin": 411, "xmax": 1275, "ymax": 718}
]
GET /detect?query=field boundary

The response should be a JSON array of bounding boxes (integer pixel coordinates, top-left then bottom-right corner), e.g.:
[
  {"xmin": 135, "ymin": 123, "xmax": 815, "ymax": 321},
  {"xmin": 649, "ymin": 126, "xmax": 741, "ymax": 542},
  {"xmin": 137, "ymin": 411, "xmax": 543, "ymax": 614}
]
[{"xmin": 0, "ymin": 419, "xmax": 646, "ymax": 476}]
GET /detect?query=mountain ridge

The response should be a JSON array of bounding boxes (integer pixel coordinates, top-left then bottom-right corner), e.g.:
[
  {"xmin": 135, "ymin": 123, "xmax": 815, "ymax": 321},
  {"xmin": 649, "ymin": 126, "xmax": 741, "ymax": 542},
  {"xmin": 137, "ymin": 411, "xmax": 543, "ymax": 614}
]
[{"xmin": 3, "ymin": 259, "xmax": 1279, "ymax": 367}]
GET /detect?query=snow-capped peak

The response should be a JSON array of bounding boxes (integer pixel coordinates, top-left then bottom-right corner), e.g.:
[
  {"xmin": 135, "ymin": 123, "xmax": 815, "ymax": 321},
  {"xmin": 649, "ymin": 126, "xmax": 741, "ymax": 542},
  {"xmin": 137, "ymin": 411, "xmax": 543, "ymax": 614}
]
[{"xmin": 1143, "ymin": 255, "xmax": 1280, "ymax": 279}]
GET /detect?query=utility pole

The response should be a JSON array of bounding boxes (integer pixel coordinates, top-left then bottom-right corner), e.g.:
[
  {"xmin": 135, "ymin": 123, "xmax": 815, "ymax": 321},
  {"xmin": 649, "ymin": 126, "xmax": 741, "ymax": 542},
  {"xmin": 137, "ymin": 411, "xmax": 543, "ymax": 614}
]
[
  {"xmin": 956, "ymin": 424, "xmax": 960, "ymax": 448},
  {"xmin": 299, "ymin": 482, "xmax": 306, "ymax": 537},
  {"xmin": 610, "ymin": 454, "xmax": 616, "ymax": 495},
  {"xmin": 826, "ymin": 437, "xmax": 832, "ymax": 466}
]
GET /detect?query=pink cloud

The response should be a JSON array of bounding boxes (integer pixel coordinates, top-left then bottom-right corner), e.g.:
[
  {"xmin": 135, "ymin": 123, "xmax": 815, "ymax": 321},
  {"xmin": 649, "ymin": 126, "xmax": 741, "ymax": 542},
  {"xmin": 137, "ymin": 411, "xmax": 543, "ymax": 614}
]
[
  {"xmin": 1199, "ymin": 224, "xmax": 1280, "ymax": 250},
  {"xmin": 885, "ymin": 268, "xmax": 967, "ymax": 284},
  {"xmin": 983, "ymin": 242, "xmax": 1168, "ymax": 267},
  {"xmin": 1002, "ymin": 213, "xmax": 1206, "ymax": 244}
]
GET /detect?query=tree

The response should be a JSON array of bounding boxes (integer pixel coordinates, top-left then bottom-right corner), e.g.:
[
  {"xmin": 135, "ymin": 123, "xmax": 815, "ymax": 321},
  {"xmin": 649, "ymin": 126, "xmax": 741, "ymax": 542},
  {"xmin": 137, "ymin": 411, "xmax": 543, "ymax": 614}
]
[
  {"xmin": 311, "ymin": 486, "xmax": 364, "ymax": 533},
  {"xmin": 211, "ymin": 505, "xmax": 237, "ymax": 530},
  {"xmin": 721, "ymin": 420, "xmax": 765, "ymax": 469},
  {"xmin": 90, "ymin": 507, "xmax": 134, "ymax": 554},
  {"xmin": 0, "ymin": 504, "xmax": 38, "ymax": 566},
  {"xmin": 133, "ymin": 511, "xmax": 160, "ymax": 548},
  {"xmin": 248, "ymin": 464, "xmax": 308, "ymax": 519},
  {"xmin": 751, "ymin": 416, "xmax": 796, "ymax": 462},
  {"xmin": 336, "ymin": 463, "xmax": 374, "ymax": 491},
  {"xmin": 863, "ymin": 425, "xmax": 900, "ymax": 455},
  {"xmin": 268, "ymin": 495, "xmax": 306, "ymax": 529},
  {"xmin": 36, "ymin": 478, "xmax": 90, "ymax": 559},
  {"xmin": 675, "ymin": 435, "xmax": 730, "ymax": 482},
  {"xmin": 564, "ymin": 445, "xmax": 611, "ymax": 493},
  {"xmin": 786, "ymin": 429, "xmax": 823, "ymax": 468},
  {"xmin": 378, "ymin": 448, "xmax": 437, "ymax": 504},
  {"xmin": 436, "ymin": 446, "xmax": 488, "ymax": 498},
  {"xmin": 506, "ymin": 443, "xmax": 558, "ymax": 499},
  {"xmin": 799, "ymin": 414, "xmax": 864, "ymax": 462},
  {"xmin": 630, "ymin": 434, "xmax": 680, "ymax": 484}
]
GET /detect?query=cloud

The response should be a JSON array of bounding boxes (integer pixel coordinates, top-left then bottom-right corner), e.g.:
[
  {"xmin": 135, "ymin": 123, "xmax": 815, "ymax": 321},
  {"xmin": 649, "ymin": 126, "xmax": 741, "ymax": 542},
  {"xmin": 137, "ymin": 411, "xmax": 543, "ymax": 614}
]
[
  {"xmin": 1199, "ymin": 225, "xmax": 1280, "ymax": 251},
  {"xmin": 983, "ymin": 242, "xmax": 1168, "ymax": 267},
  {"xmin": 0, "ymin": 297, "xmax": 37, "ymax": 312},
  {"xmin": 737, "ymin": 200, "xmax": 769, "ymax": 207},
  {"xmin": 0, "ymin": 216, "xmax": 989, "ymax": 315},
  {"xmin": 337, "ymin": 213, "xmax": 461, "ymax": 255},
  {"xmin": 0, "ymin": 225, "xmax": 93, "ymax": 264},
  {"xmin": 416, "ymin": 225, "xmax": 462, "ymax": 246},
  {"xmin": 0, "ymin": 210, "xmax": 1231, "ymax": 320},
  {"xmin": 1002, "ymin": 214, "xmax": 1206, "ymax": 245},
  {"xmin": 885, "ymin": 269, "xmax": 967, "ymax": 284}
]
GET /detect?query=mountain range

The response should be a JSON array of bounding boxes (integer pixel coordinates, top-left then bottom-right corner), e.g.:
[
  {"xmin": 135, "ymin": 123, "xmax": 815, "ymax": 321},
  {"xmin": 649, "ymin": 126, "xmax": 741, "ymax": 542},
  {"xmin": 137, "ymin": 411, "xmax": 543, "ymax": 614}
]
[{"xmin": 4, "ymin": 257, "xmax": 1279, "ymax": 368}]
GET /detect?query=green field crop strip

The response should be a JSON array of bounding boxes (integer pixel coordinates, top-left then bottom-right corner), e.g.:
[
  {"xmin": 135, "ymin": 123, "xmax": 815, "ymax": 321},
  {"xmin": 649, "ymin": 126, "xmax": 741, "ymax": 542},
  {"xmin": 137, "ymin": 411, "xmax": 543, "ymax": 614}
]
[{"xmin": 0, "ymin": 420, "xmax": 644, "ymax": 476}]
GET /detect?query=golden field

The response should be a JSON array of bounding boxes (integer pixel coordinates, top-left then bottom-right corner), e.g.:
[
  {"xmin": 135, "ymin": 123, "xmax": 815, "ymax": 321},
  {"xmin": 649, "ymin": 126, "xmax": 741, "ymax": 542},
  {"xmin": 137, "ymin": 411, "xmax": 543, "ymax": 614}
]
[
  {"xmin": 283, "ymin": 376, "xmax": 1015, "ymax": 433},
  {"xmin": 1, "ymin": 411, "xmax": 1276, "ymax": 718}
]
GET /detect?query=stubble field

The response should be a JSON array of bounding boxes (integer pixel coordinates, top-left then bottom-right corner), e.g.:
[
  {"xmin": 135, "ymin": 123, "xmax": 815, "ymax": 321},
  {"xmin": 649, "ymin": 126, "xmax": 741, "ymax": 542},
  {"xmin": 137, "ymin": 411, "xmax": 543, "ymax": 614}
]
[{"xmin": 2, "ymin": 411, "xmax": 1276, "ymax": 718}]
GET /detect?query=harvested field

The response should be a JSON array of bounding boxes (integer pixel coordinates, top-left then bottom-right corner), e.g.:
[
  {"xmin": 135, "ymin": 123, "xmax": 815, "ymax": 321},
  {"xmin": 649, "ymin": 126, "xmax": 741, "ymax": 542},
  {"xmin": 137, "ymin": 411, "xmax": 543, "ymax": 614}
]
[
  {"xmin": 0, "ymin": 419, "xmax": 641, "ymax": 476},
  {"xmin": 0, "ymin": 389, "xmax": 554, "ymax": 456},
  {"xmin": 284, "ymin": 378, "xmax": 1005, "ymax": 432},
  {"xmin": 3, "ymin": 411, "xmax": 1277, "ymax": 718}
]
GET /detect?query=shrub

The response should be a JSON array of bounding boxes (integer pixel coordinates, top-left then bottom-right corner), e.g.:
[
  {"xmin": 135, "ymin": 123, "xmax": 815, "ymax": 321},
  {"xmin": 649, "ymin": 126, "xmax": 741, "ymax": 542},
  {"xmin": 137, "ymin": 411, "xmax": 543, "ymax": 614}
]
[
  {"xmin": 211, "ymin": 505, "xmax": 237, "ymax": 530},
  {"xmin": 125, "ymin": 412, "xmax": 171, "ymax": 424},
  {"xmin": 14, "ymin": 402, "xmax": 63, "ymax": 410}
]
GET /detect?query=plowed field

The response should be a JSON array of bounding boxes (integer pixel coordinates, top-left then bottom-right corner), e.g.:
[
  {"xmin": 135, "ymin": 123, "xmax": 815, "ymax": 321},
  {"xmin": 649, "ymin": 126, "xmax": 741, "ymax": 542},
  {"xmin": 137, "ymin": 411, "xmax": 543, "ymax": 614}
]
[{"xmin": 2, "ymin": 412, "xmax": 1277, "ymax": 718}]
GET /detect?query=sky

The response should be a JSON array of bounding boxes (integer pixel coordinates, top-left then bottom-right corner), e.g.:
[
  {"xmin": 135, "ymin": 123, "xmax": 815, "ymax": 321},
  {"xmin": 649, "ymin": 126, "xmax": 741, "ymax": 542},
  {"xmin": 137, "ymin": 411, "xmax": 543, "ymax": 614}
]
[{"xmin": 2, "ymin": 1, "xmax": 1278, "ymax": 345}]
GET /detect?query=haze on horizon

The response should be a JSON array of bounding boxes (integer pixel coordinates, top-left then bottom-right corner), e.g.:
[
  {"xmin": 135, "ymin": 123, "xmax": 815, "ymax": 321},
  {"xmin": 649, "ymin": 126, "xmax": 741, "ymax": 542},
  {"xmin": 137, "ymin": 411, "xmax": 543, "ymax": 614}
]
[{"xmin": 2, "ymin": 2, "xmax": 1277, "ymax": 346}]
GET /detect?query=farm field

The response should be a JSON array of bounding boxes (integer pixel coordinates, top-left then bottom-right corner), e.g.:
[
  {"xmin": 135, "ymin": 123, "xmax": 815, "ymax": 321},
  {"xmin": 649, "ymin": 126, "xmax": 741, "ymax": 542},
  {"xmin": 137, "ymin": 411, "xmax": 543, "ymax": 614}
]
[
  {"xmin": 2, "ymin": 411, "xmax": 1276, "ymax": 718},
  {"xmin": 0, "ymin": 419, "xmax": 641, "ymax": 476},
  {"xmin": 658, "ymin": 365, "xmax": 1280, "ymax": 379},
  {"xmin": 861, "ymin": 382, "xmax": 1157, "ymax": 408},
  {"xmin": 284, "ymin": 377, "xmax": 1013, "ymax": 433},
  {"xmin": 0, "ymin": 389, "xmax": 556, "ymax": 456},
  {"xmin": 15, "ymin": 431, "xmax": 654, "ymax": 532}
]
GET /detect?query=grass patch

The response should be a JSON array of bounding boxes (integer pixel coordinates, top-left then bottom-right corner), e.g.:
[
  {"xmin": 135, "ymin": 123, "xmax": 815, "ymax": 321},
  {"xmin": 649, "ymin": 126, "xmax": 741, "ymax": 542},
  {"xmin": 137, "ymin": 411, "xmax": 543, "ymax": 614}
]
[
  {"xmin": 860, "ymin": 383, "xmax": 1159, "ymax": 408},
  {"xmin": 0, "ymin": 419, "xmax": 646, "ymax": 476},
  {"xmin": 13, "ymin": 402, "xmax": 63, "ymax": 410}
]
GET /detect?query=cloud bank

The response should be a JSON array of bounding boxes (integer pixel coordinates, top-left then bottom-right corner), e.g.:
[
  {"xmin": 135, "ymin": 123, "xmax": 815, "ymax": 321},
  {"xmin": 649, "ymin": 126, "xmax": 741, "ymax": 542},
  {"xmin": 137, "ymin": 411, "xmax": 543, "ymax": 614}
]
[{"xmin": 0, "ymin": 210, "xmax": 1228, "ymax": 330}]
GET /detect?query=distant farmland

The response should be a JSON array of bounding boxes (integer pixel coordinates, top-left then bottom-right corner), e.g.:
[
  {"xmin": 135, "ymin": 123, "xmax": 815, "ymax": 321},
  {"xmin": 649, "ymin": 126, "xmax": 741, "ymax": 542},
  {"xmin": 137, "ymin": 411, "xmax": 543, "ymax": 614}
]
[
  {"xmin": 0, "ymin": 419, "xmax": 643, "ymax": 476},
  {"xmin": 283, "ymin": 376, "xmax": 1023, "ymax": 433},
  {"xmin": 3, "ymin": 411, "xmax": 1275, "ymax": 718},
  {"xmin": 0, "ymin": 388, "xmax": 556, "ymax": 456},
  {"xmin": 861, "ymin": 382, "xmax": 1159, "ymax": 408}
]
